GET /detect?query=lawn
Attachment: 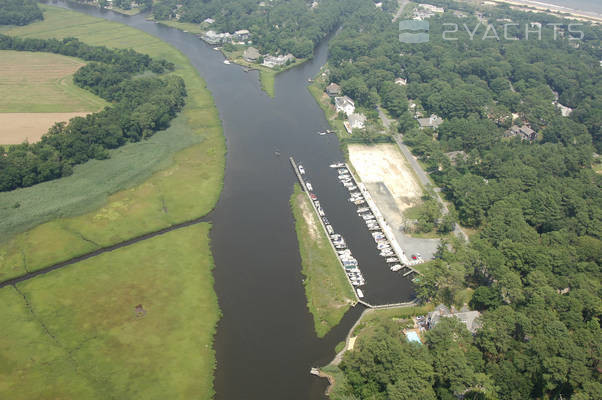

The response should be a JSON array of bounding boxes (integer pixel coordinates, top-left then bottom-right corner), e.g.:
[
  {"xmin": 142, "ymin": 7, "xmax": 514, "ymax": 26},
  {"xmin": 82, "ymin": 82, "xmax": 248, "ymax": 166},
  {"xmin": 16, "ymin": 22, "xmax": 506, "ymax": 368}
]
[
  {"xmin": 0, "ymin": 50, "xmax": 108, "ymax": 113},
  {"xmin": 307, "ymin": 78, "xmax": 348, "ymax": 139},
  {"xmin": 290, "ymin": 184, "xmax": 355, "ymax": 338},
  {"xmin": 0, "ymin": 223, "xmax": 219, "ymax": 400},
  {"xmin": 0, "ymin": 5, "xmax": 225, "ymax": 280}
]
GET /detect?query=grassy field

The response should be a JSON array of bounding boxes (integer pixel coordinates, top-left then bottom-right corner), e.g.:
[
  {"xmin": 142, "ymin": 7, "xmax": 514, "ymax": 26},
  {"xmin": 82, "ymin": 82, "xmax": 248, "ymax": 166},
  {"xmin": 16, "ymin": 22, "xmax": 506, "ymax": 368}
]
[
  {"xmin": 0, "ymin": 50, "xmax": 108, "ymax": 113},
  {"xmin": 290, "ymin": 184, "xmax": 355, "ymax": 338},
  {"xmin": 0, "ymin": 5, "xmax": 225, "ymax": 280},
  {"xmin": 0, "ymin": 223, "xmax": 219, "ymax": 400}
]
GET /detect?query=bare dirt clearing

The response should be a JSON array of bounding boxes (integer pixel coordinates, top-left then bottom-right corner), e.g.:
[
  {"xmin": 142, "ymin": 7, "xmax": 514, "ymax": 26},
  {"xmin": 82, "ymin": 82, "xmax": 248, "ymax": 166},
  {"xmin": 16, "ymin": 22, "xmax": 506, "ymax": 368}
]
[
  {"xmin": 348, "ymin": 143, "xmax": 422, "ymax": 213},
  {"xmin": 0, "ymin": 112, "xmax": 88, "ymax": 144}
]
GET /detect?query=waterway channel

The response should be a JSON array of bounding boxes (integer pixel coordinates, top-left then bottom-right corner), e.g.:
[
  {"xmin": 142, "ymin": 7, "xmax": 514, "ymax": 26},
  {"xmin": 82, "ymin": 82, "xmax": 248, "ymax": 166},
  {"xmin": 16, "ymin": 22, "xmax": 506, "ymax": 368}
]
[{"xmin": 46, "ymin": 2, "xmax": 415, "ymax": 398}]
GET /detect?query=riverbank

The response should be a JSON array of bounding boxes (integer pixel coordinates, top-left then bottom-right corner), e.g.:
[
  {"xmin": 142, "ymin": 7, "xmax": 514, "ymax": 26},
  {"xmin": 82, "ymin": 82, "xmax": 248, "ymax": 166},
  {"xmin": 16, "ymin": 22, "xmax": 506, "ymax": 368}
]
[
  {"xmin": 0, "ymin": 6, "xmax": 223, "ymax": 397},
  {"xmin": 307, "ymin": 74, "xmax": 348, "ymax": 140},
  {"xmin": 0, "ymin": 4, "xmax": 225, "ymax": 279},
  {"xmin": 319, "ymin": 303, "xmax": 434, "ymax": 398},
  {"xmin": 290, "ymin": 184, "xmax": 355, "ymax": 338},
  {"xmin": 0, "ymin": 223, "xmax": 219, "ymax": 400},
  {"xmin": 151, "ymin": 19, "xmax": 306, "ymax": 97},
  {"xmin": 489, "ymin": 0, "xmax": 602, "ymax": 23}
]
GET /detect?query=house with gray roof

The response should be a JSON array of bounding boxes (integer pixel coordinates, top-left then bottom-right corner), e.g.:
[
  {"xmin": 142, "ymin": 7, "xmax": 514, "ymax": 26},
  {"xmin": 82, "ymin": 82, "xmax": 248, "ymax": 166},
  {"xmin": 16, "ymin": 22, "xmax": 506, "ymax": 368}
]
[{"xmin": 427, "ymin": 304, "xmax": 481, "ymax": 333}]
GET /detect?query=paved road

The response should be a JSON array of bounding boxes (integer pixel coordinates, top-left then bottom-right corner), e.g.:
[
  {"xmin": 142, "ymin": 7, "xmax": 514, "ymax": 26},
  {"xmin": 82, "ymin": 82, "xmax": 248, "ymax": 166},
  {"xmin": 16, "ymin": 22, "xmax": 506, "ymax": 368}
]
[{"xmin": 377, "ymin": 106, "xmax": 468, "ymax": 242}]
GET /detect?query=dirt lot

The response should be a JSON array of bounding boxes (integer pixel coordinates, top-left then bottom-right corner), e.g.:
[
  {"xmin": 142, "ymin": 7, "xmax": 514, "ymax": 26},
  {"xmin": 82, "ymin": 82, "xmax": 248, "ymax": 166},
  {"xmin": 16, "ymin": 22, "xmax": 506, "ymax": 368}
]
[
  {"xmin": 348, "ymin": 143, "xmax": 422, "ymax": 213},
  {"xmin": 0, "ymin": 112, "xmax": 88, "ymax": 144}
]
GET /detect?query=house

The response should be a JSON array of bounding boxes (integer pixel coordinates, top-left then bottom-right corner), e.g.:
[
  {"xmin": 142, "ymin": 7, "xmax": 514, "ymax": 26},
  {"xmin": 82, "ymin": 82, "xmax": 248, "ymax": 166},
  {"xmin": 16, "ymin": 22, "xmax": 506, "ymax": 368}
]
[
  {"xmin": 349, "ymin": 113, "xmax": 366, "ymax": 129},
  {"xmin": 335, "ymin": 96, "xmax": 355, "ymax": 116},
  {"xmin": 202, "ymin": 30, "xmax": 232, "ymax": 45},
  {"xmin": 418, "ymin": 4, "xmax": 444, "ymax": 13},
  {"xmin": 506, "ymin": 125, "xmax": 536, "ymax": 141},
  {"xmin": 394, "ymin": 77, "xmax": 407, "ymax": 86},
  {"xmin": 427, "ymin": 304, "xmax": 482, "ymax": 334},
  {"xmin": 262, "ymin": 54, "xmax": 294, "ymax": 68},
  {"xmin": 202, "ymin": 18, "xmax": 215, "ymax": 25},
  {"xmin": 243, "ymin": 47, "xmax": 260, "ymax": 62},
  {"xmin": 417, "ymin": 114, "xmax": 443, "ymax": 129},
  {"xmin": 326, "ymin": 82, "xmax": 341, "ymax": 96},
  {"xmin": 233, "ymin": 29, "xmax": 250, "ymax": 41},
  {"xmin": 311, "ymin": 1, "xmax": 319, "ymax": 9}
]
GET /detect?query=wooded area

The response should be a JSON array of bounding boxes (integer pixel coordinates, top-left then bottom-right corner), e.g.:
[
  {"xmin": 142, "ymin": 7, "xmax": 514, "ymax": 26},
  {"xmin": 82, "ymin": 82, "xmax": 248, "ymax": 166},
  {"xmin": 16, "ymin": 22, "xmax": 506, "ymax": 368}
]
[
  {"xmin": 0, "ymin": 0, "xmax": 43, "ymax": 26},
  {"xmin": 322, "ymin": 1, "xmax": 601, "ymax": 399},
  {"xmin": 0, "ymin": 35, "xmax": 186, "ymax": 191}
]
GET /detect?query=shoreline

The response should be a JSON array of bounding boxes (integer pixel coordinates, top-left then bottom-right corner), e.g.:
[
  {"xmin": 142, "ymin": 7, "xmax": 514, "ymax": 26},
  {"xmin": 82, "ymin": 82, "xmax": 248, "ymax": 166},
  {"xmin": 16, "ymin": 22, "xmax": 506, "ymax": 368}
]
[{"xmin": 489, "ymin": 0, "xmax": 602, "ymax": 23}]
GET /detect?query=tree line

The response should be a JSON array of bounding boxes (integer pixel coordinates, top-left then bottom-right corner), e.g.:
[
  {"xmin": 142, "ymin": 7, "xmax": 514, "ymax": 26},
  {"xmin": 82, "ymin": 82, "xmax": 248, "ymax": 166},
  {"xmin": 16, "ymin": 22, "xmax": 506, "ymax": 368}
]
[
  {"xmin": 0, "ymin": 0, "xmax": 43, "ymax": 26},
  {"xmin": 319, "ymin": 1, "xmax": 600, "ymax": 399},
  {"xmin": 152, "ymin": 0, "xmax": 380, "ymax": 58},
  {"xmin": 0, "ymin": 35, "xmax": 186, "ymax": 192}
]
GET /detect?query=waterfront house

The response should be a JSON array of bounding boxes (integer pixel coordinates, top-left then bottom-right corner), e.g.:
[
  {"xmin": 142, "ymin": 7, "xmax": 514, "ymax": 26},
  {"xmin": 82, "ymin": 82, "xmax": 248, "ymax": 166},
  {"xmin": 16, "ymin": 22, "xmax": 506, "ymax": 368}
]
[
  {"xmin": 326, "ymin": 82, "xmax": 341, "ymax": 96},
  {"xmin": 335, "ymin": 96, "xmax": 355, "ymax": 116},
  {"xmin": 417, "ymin": 114, "xmax": 443, "ymax": 129},
  {"xmin": 394, "ymin": 77, "xmax": 407, "ymax": 86},
  {"xmin": 243, "ymin": 47, "xmax": 260, "ymax": 62},
  {"xmin": 234, "ymin": 29, "xmax": 250, "ymax": 41},
  {"xmin": 262, "ymin": 54, "xmax": 294, "ymax": 68},
  {"xmin": 202, "ymin": 30, "xmax": 232, "ymax": 45}
]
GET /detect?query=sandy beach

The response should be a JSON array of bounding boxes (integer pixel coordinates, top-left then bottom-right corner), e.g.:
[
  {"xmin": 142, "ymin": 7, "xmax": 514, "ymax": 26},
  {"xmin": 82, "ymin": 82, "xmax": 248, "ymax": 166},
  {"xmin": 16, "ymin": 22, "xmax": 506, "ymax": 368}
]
[{"xmin": 488, "ymin": 0, "xmax": 602, "ymax": 23}]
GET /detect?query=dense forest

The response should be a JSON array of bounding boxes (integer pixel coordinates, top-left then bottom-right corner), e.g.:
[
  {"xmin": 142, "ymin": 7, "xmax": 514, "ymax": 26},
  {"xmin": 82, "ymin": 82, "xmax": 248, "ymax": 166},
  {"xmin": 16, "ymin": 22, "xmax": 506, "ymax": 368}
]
[
  {"xmin": 0, "ymin": 0, "xmax": 43, "ymax": 25},
  {"xmin": 320, "ymin": 1, "xmax": 601, "ymax": 399},
  {"xmin": 151, "ymin": 0, "xmax": 394, "ymax": 58},
  {"xmin": 0, "ymin": 35, "xmax": 185, "ymax": 191}
]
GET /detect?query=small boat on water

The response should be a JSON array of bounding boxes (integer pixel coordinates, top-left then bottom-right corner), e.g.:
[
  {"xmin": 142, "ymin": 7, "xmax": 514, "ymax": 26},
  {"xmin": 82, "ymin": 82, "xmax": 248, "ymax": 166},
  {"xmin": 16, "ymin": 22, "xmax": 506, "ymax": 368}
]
[
  {"xmin": 305, "ymin": 182, "xmax": 313, "ymax": 191},
  {"xmin": 386, "ymin": 257, "xmax": 399, "ymax": 263},
  {"xmin": 346, "ymin": 185, "xmax": 357, "ymax": 191},
  {"xmin": 356, "ymin": 289, "xmax": 364, "ymax": 298},
  {"xmin": 390, "ymin": 264, "xmax": 403, "ymax": 272},
  {"xmin": 377, "ymin": 243, "xmax": 391, "ymax": 250},
  {"xmin": 330, "ymin": 163, "xmax": 345, "ymax": 168},
  {"xmin": 298, "ymin": 165, "xmax": 305, "ymax": 174},
  {"xmin": 337, "ymin": 169, "xmax": 347, "ymax": 174},
  {"xmin": 223, "ymin": 60, "xmax": 231, "ymax": 65},
  {"xmin": 317, "ymin": 206, "xmax": 325, "ymax": 216},
  {"xmin": 354, "ymin": 199, "xmax": 366, "ymax": 205},
  {"xmin": 309, "ymin": 193, "xmax": 317, "ymax": 200},
  {"xmin": 318, "ymin": 131, "xmax": 327, "ymax": 136},
  {"xmin": 357, "ymin": 207, "xmax": 370, "ymax": 213},
  {"xmin": 326, "ymin": 225, "xmax": 334, "ymax": 235}
]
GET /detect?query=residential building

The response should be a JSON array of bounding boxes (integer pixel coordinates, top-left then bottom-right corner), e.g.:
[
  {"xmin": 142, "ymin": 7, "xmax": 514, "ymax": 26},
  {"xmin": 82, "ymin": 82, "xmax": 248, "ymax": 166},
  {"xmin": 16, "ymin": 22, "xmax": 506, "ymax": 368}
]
[
  {"xmin": 395, "ymin": 77, "xmax": 407, "ymax": 86},
  {"xmin": 417, "ymin": 114, "xmax": 443, "ymax": 129},
  {"xmin": 326, "ymin": 82, "xmax": 341, "ymax": 96},
  {"xmin": 262, "ymin": 54, "xmax": 294, "ymax": 68},
  {"xmin": 203, "ymin": 18, "xmax": 215, "ymax": 25},
  {"xmin": 243, "ymin": 47, "xmax": 260, "ymax": 62},
  {"xmin": 506, "ymin": 125, "xmax": 536, "ymax": 141},
  {"xmin": 202, "ymin": 30, "xmax": 232, "ymax": 45},
  {"xmin": 335, "ymin": 96, "xmax": 355, "ymax": 116},
  {"xmin": 349, "ymin": 113, "xmax": 366, "ymax": 129},
  {"xmin": 427, "ymin": 304, "xmax": 482, "ymax": 334},
  {"xmin": 233, "ymin": 29, "xmax": 250, "ymax": 41}
]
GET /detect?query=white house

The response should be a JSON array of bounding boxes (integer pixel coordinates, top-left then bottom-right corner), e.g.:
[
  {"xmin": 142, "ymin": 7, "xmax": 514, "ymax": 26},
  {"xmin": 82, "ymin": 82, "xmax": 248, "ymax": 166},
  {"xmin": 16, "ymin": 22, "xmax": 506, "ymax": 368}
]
[
  {"xmin": 262, "ymin": 54, "xmax": 294, "ymax": 68},
  {"xmin": 202, "ymin": 30, "xmax": 232, "ymax": 45},
  {"xmin": 395, "ymin": 77, "xmax": 407, "ymax": 86},
  {"xmin": 233, "ymin": 29, "xmax": 250, "ymax": 41},
  {"xmin": 203, "ymin": 18, "xmax": 215, "ymax": 25},
  {"xmin": 417, "ymin": 114, "xmax": 443, "ymax": 129},
  {"xmin": 335, "ymin": 96, "xmax": 355, "ymax": 116}
]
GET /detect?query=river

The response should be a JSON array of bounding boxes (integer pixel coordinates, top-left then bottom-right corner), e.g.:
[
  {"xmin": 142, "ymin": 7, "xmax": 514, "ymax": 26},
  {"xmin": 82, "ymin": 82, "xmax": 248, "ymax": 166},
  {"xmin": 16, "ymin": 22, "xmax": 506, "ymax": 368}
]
[{"xmin": 46, "ymin": 1, "xmax": 415, "ymax": 398}]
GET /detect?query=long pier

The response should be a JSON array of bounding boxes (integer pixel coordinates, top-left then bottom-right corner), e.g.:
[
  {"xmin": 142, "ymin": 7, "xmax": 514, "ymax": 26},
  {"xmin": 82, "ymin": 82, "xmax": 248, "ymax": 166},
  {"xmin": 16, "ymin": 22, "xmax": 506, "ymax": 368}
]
[{"xmin": 290, "ymin": 157, "xmax": 360, "ymax": 305}]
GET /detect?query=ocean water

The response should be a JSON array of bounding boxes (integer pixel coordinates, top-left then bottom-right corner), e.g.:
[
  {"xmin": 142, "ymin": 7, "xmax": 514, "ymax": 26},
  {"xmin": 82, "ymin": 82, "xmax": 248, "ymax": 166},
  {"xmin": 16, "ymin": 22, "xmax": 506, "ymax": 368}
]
[{"xmin": 528, "ymin": 0, "xmax": 602, "ymax": 14}]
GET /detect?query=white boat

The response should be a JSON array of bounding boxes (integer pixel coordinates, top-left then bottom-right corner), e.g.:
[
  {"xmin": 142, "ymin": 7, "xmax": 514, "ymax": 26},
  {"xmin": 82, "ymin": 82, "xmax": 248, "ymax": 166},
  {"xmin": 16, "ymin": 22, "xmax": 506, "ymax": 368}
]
[
  {"xmin": 317, "ymin": 207, "xmax": 325, "ymax": 217},
  {"xmin": 338, "ymin": 174, "xmax": 351, "ymax": 179},
  {"xmin": 326, "ymin": 225, "xmax": 334, "ymax": 234},
  {"xmin": 386, "ymin": 258, "xmax": 399, "ymax": 263},
  {"xmin": 223, "ymin": 60, "xmax": 231, "ymax": 65},
  {"xmin": 346, "ymin": 185, "xmax": 357, "ymax": 191},
  {"xmin": 305, "ymin": 182, "xmax": 313, "ymax": 191},
  {"xmin": 338, "ymin": 169, "xmax": 347, "ymax": 174},
  {"xmin": 377, "ymin": 243, "xmax": 391, "ymax": 250},
  {"xmin": 354, "ymin": 199, "xmax": 366, "ymax": 205},
  {"xmin": 318, "ymin": 131, "xmax": 326, "ymax": 136},
  {"xmin": 330, "ymin": 163, "xmax": 345, "ymax": 168},
  {"xmin": 298, "ymin": 165, "xmax": 305, "ymax": 174},
  {"xmin": 356, "ymin": 289, "xmax": 364, "ymax": 298},
  {"xmin": 380, "ymin": 250, "xmax": 394, "ymax": 256},
  {"xmin": 390, "ymin": 264, "xmax": 403, "ymax": 272},
  {"xmin": 357, "ymin": 207, "xmax": 370, "ymax": 213}
]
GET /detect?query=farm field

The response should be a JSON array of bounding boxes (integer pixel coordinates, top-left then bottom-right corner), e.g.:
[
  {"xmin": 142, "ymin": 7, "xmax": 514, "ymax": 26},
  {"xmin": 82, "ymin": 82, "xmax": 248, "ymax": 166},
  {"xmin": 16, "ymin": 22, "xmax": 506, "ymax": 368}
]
[
  {"xmin": 290, "ymin": 184, "xmax": 355, "ymax": 338},
  {"xmin": 0, "ymin": 112, "xmax": 88, "ymax": 144},
  {"xmin": 0, "ymin": 50, "xmax": 108, "ymax": 113},
  {"xmin": 0, "ymin": 5, "xmax": 225, "ymax": 279},
  {"xmin": 0, "ymin": 224, "xmax": 218, "ymax": 400}
]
